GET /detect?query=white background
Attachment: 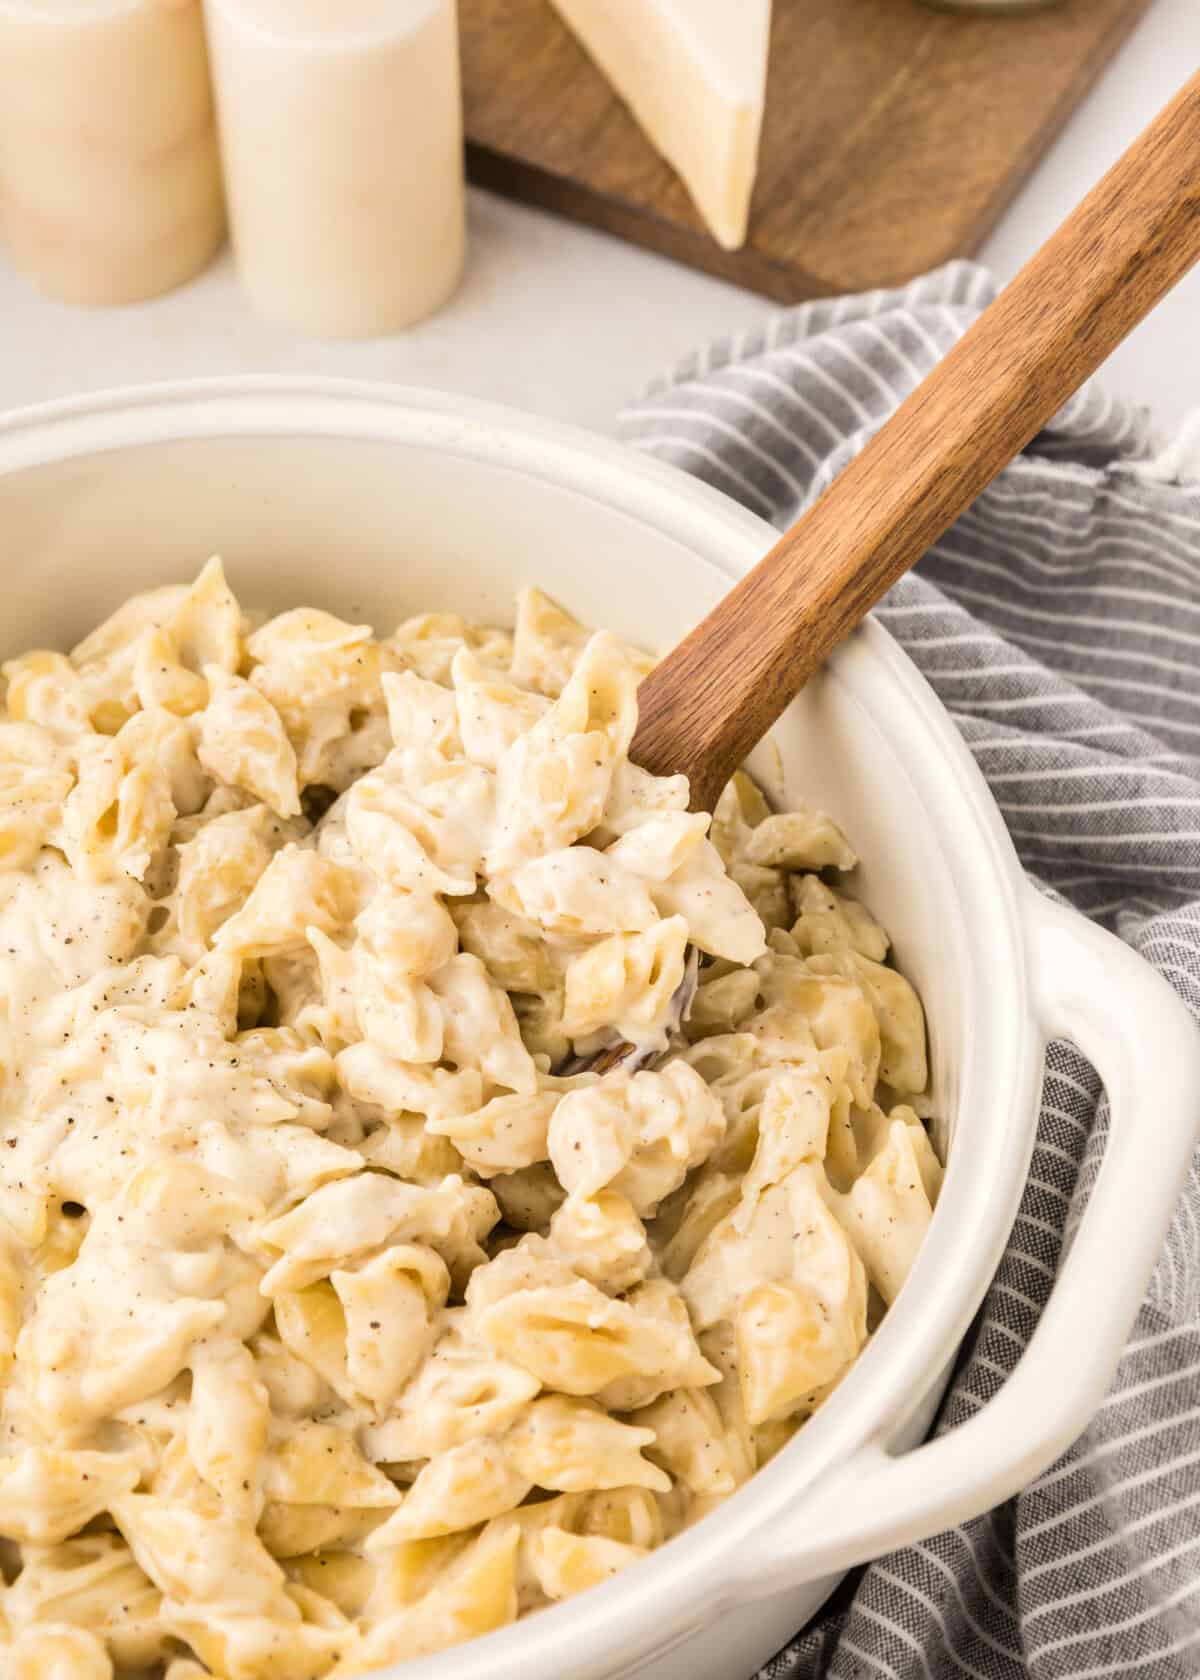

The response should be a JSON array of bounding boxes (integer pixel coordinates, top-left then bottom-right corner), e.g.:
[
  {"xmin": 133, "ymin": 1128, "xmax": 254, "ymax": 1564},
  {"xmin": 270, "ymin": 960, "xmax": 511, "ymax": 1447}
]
[{"xmin": 1, "ymin": 0, "xmax": 1197, "ymax": 439}]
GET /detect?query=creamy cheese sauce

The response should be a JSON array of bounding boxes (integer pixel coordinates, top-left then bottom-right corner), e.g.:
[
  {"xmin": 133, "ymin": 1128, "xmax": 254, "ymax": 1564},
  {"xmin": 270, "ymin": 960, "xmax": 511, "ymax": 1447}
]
[{"xmin": 0, "ymin": 563, "xmax": 941, "ymax": 1679}]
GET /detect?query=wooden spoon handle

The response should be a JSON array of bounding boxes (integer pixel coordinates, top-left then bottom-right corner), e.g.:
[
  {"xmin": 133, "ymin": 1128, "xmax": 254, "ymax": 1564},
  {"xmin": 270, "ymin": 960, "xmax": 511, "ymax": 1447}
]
[{"xmin": 632, "ymin": 71, "xmax": 1200, "ymax": 814}]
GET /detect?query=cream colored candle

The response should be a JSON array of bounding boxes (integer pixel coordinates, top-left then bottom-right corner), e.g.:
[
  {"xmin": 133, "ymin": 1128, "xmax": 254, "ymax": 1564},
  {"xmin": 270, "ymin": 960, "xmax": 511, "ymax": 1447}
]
[
  {"xmin": 205, "ymin": 0, "xmax": 465, "ymax": 337},
  {"xmin": 0, "ymin": 0, "xmax": 224, "ymax": 306}
]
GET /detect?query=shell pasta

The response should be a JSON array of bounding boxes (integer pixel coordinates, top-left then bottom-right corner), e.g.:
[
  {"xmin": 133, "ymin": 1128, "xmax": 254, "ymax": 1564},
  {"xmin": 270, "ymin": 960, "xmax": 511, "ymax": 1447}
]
[{"xmin": 0, "ymin": 564, "xmax": 942, "ymax": 1678}]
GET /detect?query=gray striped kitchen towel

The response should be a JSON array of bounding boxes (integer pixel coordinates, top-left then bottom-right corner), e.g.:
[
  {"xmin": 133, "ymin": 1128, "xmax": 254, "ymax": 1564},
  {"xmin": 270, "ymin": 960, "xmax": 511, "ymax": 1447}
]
[{"xmin": 621, "ymin": 260, "xmax": 1200, "ymax": 1680}]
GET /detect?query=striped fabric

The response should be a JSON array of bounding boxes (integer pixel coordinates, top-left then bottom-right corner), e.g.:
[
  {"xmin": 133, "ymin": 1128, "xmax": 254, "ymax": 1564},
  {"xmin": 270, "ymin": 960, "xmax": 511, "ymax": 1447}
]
[{"xmin": 620, "ymin": 261, "xmax": 1200, "ymax": 1680}]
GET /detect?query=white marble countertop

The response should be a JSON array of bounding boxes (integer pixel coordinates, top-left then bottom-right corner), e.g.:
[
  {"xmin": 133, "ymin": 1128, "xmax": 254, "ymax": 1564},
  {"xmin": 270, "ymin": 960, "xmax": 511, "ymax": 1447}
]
[{"xmin": 2, "ymin": 0, "xmax": 1196, "ymax": 440}]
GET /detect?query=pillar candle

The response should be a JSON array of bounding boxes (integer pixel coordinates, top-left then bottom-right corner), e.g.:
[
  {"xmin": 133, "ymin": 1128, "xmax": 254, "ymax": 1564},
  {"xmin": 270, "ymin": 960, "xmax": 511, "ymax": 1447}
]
[
  {"xmin": 205, "ymin": 0, "xmax": 466, "ymax": 337},
  {"xmin": 0, "ymin": 0, "xmax": 225, "ymax": 306}
]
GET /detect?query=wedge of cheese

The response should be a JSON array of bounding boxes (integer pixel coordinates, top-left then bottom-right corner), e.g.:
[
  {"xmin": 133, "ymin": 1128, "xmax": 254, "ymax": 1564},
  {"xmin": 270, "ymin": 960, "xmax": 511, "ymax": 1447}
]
[{"xmin": 547, "ymin": 0, "xmax": 772, "ymax": 251}]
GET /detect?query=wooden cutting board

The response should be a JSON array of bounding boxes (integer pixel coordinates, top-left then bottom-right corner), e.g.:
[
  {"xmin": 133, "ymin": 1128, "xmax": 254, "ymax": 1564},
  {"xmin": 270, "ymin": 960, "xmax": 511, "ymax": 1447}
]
[{"xmin": 460, "ymin": 0, "xmax": 1152, "ymax": 303}]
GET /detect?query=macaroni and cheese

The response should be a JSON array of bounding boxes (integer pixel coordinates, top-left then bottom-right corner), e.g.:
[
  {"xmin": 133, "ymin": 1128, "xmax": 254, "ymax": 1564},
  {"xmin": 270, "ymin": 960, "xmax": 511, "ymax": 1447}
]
[{"xmin": 0, "ymin": 563, "xmax": 942, "ymax": 1679}]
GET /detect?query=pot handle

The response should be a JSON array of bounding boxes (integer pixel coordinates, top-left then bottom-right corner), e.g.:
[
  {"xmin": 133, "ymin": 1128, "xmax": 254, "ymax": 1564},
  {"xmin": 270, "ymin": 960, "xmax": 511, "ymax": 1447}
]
[{"xmin": 736, "ymin": 885, "xmax": 1200, "ymax": 1593}]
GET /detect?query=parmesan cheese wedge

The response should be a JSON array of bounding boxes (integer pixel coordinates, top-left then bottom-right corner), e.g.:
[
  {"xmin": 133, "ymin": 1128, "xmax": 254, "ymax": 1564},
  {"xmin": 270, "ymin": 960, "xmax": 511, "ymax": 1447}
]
[{"xmin": 547, "ymin": 0, "xmax": 772, "ymax": 251}]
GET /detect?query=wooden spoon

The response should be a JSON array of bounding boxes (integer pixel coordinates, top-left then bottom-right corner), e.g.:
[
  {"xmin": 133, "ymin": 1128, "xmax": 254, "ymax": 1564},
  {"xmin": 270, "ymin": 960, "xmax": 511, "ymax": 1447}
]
[
  {"xmin": 631, "ymin": 71, "xmax": 1200, "ymax": 815},
  {"xmin": 560, "ymin": 73, "xmax": 1200, "ymax": 1076}
]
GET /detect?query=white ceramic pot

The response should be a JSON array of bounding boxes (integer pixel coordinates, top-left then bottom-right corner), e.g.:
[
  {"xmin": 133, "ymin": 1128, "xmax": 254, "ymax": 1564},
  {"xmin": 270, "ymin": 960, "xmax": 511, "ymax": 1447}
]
[{"xmin": 0, "ymin": 380, "xmax": 1196, "ymax": 1680}]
